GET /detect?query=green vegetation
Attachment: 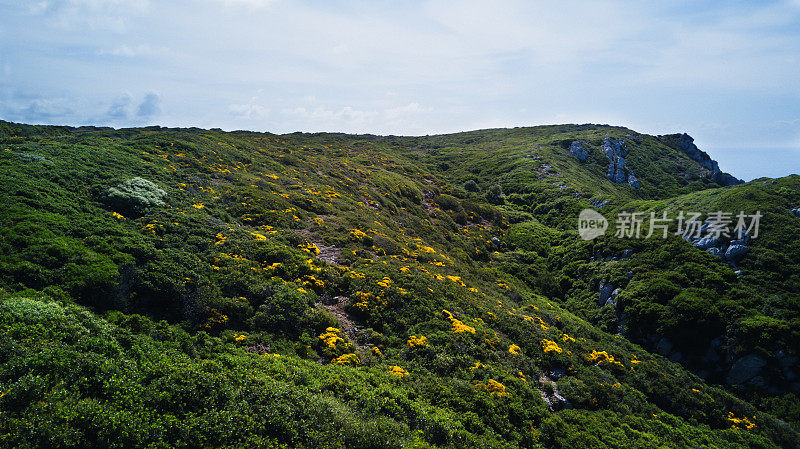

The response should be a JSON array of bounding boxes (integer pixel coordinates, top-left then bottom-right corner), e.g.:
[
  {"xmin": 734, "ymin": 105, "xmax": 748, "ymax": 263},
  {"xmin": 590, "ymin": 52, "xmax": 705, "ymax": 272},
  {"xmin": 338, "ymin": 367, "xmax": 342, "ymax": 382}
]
[{"xmin": 1, "ymin": 120, "xmax": 798, "ymax": 448}]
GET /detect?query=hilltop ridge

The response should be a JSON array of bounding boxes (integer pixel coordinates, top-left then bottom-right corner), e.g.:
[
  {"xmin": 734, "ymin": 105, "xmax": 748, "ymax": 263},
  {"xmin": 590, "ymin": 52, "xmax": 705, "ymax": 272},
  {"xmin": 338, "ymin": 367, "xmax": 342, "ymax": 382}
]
[{"xmin": 0, "ymin": 120, "xmax": 798, "ymax": 448}]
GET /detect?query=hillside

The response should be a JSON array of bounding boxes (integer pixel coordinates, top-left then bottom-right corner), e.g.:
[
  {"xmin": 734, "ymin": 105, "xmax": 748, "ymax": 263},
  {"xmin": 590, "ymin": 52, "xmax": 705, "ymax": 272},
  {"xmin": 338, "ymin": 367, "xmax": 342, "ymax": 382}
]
[{"xmin": 1, "ymin": 120, "xmax": 799, "ymax": 449}]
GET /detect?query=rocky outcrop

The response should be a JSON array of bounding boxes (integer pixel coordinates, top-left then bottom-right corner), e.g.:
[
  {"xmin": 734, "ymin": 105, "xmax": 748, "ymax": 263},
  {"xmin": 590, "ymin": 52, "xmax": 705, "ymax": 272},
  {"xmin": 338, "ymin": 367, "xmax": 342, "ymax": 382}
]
[
  {"xmin": 538, "ymin": 375, "xmax": 572, "ymax": 411},
  {"xmin": 602, "ymin": 137, "xmax": 640, "ymax": 188},
  {"xmin": 792, "ymin": 208, "xmax": 800, "ymax": 218},
  {"xmin": 658, "ymin": 133, "xmax": 743, "ymax": 186},
  {"xmin": 725, "ymin": 244, "xmax": 750, "ymax": 264},
  {"xmin": 726, "ymin": 354, "xmax": 767, "ymax": 385},
  {"xmin": 598, "ymin": 281, "xmax": 616, "ymax": 306},
  {"xmin": 568, "ymin": 141, "xmax": 589, "ymax": 161},
  {"xmin": 684, "ymin": 224, "xmax": 751, "ymax": 266}
]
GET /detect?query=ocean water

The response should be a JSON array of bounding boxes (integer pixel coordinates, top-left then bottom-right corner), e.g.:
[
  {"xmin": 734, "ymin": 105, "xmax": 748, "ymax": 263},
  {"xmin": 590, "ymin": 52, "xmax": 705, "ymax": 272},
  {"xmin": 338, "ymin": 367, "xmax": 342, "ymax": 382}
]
[{"xmin": 705, "ymin": 147, "xmax": 800, "ymax": 182}]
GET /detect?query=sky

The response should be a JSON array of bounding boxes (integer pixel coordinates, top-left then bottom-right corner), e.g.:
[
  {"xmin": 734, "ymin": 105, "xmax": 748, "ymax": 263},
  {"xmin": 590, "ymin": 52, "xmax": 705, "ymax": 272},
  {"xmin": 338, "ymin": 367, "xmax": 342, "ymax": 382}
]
[{"xmin": 1, "ymin": 0, "xmax": 799, "ymax": 180}]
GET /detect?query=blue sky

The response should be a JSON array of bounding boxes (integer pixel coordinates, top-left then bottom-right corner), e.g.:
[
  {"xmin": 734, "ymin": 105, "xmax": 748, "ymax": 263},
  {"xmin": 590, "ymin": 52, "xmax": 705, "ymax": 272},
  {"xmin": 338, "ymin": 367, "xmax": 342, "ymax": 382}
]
[{"xmin": 1, "ymin": 0, "xmax": 799, "ymax": 180}]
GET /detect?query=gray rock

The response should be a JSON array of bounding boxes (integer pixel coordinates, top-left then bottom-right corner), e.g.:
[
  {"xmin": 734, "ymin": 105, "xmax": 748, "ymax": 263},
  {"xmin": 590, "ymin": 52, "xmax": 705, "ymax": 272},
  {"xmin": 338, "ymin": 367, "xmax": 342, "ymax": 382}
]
[
  {"xmin": 655, "ymin": 337, "xmax": 673, "ymax": 356},
  {"xmin": 707, "ymin": 247, "xmax": 721, "ymax": 257},
  {"xmin": 544, "ymin": 391, "xmax": 572, "ymax": 411},
  {"xmin": 694, "ymin": 236, "xmax": 719, "ymax": 250},
  {"xmin": 621, "ymin": 249, "xmax": 634, "ymax": 259},
  {"xmin": 613, "ymin": 167, "xmax": 627, "ymax": 183},
  {"xmin": 792, "ymin": 208, "xmax": 800, "ymax": 218},
  {"xmin": 568, "ymin": 141, "xmax": 589, "ymax": 161},
  {"xmin": 605, "ymin": 288, "xmax": 621, "ymax": 307},
  {"xmin": 659, "ymin": 133, "xmax": 743, "ymax": 186},
  {"xmin": 732, "ymin": 228, "xmax": 750, "ymax": 243},
  {"xmin": 627, "ymin": 172, "xmax": 641, "ymax": 188},
  {"xmin": 602, "ymin": 137, "xmax": 639, "ymax": 187},
  {"xmin": 725, "ymin": 244, "xmax": 750, "ymax": 263},
  {"xmin": 704, "ymin": 345, "xmax": 720, "ymax": 363},
  {"xmin": 749, "ymin": 376, "xmax": 767, "ymax": 388},
  {"xmin": 491, "ymin": 236, "xmax": 501, "ymax": 247},
  {"xmin": 599, "ymin": 282, "xmax": 615, "ymax": 306},
  {"xmin": 726, "ymin": 354, "xmax": 767, "ymax": 385}
]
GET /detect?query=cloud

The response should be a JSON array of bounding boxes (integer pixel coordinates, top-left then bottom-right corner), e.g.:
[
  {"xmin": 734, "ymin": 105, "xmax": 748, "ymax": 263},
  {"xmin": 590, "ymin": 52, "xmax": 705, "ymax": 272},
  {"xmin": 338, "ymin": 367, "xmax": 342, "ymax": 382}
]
[
  {"xmin": 17, "ymin": 0, "xmax": 150, "ymax": 32},
  {"xmin": 107, "ymin": 93, "xmax": 133, "ymax": 118},
  {"xmin": 229, "ymin": 102, "xmax": 268, "ymax": 120},
  {"xmin": 99, "ymin": 44, "xmax": 169, "ymax": 57},
  {"xmin": 213, "ymin": 0, "xmax": 278, "ymax": 9},
  {"xmin": 1, "ymin": 0, "xmax": 799, "ymax": 177},
  {"xmin": 136, "ymin": 92, "xmax": 161, "ymax": 118},
  {"xmin": 11, "ymin": 97, "xmax": 76, "ymax": 123}
]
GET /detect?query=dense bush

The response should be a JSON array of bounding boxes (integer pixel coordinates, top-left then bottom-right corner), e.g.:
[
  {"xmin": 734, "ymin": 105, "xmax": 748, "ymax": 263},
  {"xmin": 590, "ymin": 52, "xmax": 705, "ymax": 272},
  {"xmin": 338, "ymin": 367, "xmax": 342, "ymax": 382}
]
[{"xmin": 103, "ymin": 177, "xmax": 168, "ymax": 215}]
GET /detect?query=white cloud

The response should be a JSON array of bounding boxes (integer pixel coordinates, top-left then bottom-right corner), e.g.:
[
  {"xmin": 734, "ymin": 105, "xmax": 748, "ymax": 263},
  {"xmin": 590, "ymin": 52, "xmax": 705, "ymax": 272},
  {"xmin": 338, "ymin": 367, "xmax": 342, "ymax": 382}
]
[
  {"xmin": 99, "ymin": 44, "xmax": 169, "ymax": 57},
  {"xmin": 213, "ymin": 0, "xmax": 278, "ymax": 9},
  {"xmin": 2, "ymin": 0, "xmax": 800, "ymax": 177}
]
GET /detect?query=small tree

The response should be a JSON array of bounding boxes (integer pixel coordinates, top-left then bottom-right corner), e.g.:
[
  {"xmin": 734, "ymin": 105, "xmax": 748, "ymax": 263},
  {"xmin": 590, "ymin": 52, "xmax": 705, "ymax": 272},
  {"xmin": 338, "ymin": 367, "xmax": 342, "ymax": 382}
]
[
  {"xmin": 463, "ymin": 180, "xmax": 479, "ymax": 193},
  {"xmin": 485, "ymin": 184, "xmax": 505, "ymax": 204}
]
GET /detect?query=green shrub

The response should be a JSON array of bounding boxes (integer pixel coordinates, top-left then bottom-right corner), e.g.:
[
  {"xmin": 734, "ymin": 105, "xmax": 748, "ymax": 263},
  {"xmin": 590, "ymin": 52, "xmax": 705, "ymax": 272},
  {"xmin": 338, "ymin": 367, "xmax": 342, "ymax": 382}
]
[
  {"xmin": 485, "ymin": 185, "xmax": 505, "ymax": 204},
  {"xmin": 103, "ymin": 177, "xmax": 167, "ymax": 215}
]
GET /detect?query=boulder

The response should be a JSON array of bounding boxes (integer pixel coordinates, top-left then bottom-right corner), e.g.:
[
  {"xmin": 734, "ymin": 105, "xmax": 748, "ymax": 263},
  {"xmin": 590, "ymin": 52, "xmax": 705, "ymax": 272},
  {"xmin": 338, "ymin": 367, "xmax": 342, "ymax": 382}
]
[
  {"xmin": 568, "ymin": 141, "xmax": 589, "ymax": 161},
  {"xmin": 725, "ymin": 244, "xmax": 750, "ymax": 263},
  {"xmin": 599, "ymin": 282, "xmax": 615, "ymax": 306},
  {"xmin": 732, "ymin": 228, "xmax": 750, "ymax": 243},
  {"xmin": 658, "ymin": 133, "xmax": 743, "ymax": 185},
  {"xmin": 621, "ymin": 249, "xmax": 634, "ymax": 259},
  {"xmin": 601, "ymin": 138, "xmax": 640, "ymax": 188},
  {"xmin": 726, "ymin": 354, "xmax": 767, "ymax": 385},
  {"xmin": 694, "ymin": 236, "xmax": 719, "ymax": 250},
  {"xmin": 543, "ymin": 391, "xmax": 572, "ymax": 412},
  {"xmin": 655, "ymin": 337, "xmax": 673, "ymax": 356},
  {"xmin": 627, "ymin": 172, "xmax": 641, "ymax": 188},
  {"xmin": 707, "ymin": 247, "xmax": 722, "ymax": 257}
]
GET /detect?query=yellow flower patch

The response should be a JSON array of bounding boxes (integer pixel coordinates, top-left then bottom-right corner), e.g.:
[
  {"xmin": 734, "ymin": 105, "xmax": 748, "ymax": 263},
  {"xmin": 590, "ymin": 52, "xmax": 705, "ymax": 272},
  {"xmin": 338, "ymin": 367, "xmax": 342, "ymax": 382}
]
[
  {"xmin": 319, "ymin": 327, "xmax": 344, "ymax": 348},
  {"xmin": 586, "ymin": 350, "xmax": 624, "ymax": 367},
  {"xmin": 509, "ymin": 344, "xmax": 521, "ymax": 355},
  {"xmin": 407, "ymin": 335, "xmax": 428, "ymax": 348},
  {"xmin": 443, "ymin": 310, "xmax": 476, "ymax": 334},
  {"xmin": 389, "ymin": 366, "xmax": 409, "ymax": 378},
  {"xmin": 484, "ymin": 379, "xmax": 508, "ymax": 397},
  {"xmin": 350, "ymin": 229, "xmax": 367, "ymax": 240},
  {"xmin": 541, "ymin": 339, "xmax": 562, "ymax": 354},
  {"xmin": 727, "ymin": 412, "xmax": 756, "ymax": 431},
  {"xmin": 332, "ymin": 353, "xmax": 360, "ymax": 366}
]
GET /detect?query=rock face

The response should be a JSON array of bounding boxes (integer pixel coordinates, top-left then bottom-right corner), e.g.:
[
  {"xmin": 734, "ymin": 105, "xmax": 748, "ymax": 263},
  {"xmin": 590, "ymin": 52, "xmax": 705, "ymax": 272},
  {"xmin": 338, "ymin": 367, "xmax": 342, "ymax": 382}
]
[
  {"xmin": 683, "ymin": 222, "xmax": 750, "ymax": 266},
  {"xmin": 599, "ymin": 281, "xmax": 616, "ymax": 306},
  {"xmin": 657, "ymin": 133, "xmax": 743, "ymax": 186},
  {"xmin": 601, "ymin": 137, "xmax": 640, "ymax": 188},
  {"xmin": 726, "ymin": 354, "xmax": 767, "ymax": 385},
  {"xmin": 792, "ymin": 208, "xmax": 800, "ymax": 218},
  {"xmin": 568, "ymin": 141, "xmax": 589, "ymax": 161},
  {"xmin": 725, "ymin": 244, "xmax": 750, "ymax": 263}
]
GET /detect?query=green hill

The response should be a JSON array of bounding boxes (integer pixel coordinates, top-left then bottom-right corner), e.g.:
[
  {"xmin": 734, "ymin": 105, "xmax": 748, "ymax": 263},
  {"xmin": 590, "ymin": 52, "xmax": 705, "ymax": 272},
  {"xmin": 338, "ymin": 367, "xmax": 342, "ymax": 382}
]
[{"xmin": 1, "ymin": 120, "xmax": 798, "ymax": 448}]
